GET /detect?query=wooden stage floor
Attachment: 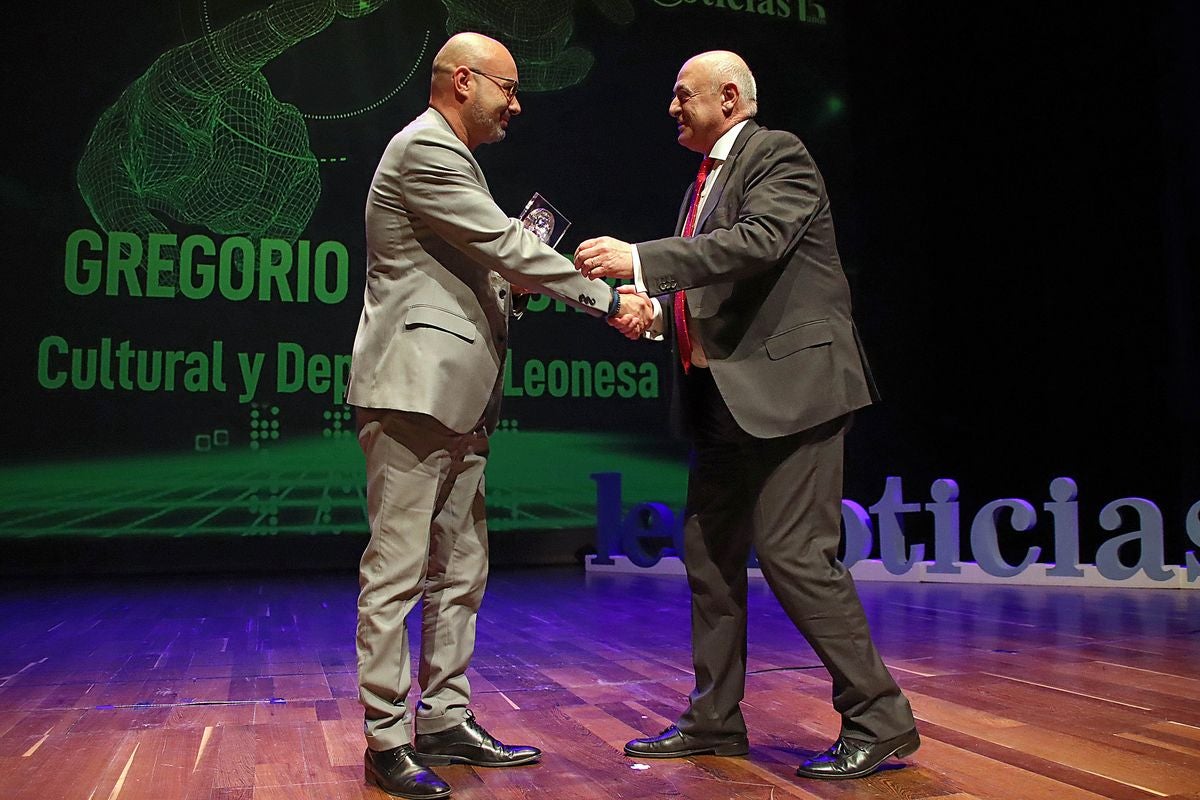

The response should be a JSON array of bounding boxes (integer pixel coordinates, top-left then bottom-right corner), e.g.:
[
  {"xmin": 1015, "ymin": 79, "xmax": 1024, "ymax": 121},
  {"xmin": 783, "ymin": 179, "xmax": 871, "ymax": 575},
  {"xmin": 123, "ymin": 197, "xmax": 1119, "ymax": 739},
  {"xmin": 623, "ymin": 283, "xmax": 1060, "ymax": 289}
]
[{"xmin": 1, "ymin": 567, "xmax": 1198, "ymax": 800}]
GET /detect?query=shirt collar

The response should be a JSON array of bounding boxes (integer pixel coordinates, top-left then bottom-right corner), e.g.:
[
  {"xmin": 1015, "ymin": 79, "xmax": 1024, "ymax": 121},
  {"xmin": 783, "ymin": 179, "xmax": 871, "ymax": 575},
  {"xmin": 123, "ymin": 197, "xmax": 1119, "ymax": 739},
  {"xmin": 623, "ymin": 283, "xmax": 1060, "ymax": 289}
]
[{"xmin": 708, "ymin": 119, "xmax": 751, "ymax": 163}]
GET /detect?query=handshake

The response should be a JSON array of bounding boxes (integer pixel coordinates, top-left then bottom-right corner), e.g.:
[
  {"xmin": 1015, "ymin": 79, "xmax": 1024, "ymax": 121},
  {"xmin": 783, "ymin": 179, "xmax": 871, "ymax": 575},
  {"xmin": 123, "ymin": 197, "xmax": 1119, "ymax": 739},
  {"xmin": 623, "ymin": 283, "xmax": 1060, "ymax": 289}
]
[{"xmin": 572, "ymin": 235, "xmax": 652, "ymax": 340}]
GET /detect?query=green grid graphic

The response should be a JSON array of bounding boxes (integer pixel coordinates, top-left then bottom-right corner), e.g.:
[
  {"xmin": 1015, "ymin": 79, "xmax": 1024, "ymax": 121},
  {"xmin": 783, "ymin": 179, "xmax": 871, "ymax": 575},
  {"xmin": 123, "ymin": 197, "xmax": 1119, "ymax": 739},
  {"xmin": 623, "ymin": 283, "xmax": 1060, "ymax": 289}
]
[
  {"xmin": 77, "ymin": 0, "xmax": 396, "ymax": 261},
  {"xmin": 0, "ymin": 432, "xmax": 686, "ymax": 538}
]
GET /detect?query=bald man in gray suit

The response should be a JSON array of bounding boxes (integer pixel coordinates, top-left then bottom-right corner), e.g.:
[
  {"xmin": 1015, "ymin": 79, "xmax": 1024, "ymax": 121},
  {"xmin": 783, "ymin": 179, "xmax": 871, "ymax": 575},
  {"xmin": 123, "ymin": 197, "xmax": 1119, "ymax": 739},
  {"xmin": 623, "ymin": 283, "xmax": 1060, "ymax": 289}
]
[
  {"xmin": 347, "ymin": 32, "xmax": 652, "ymax": 799},
  {"xmin": 576, "ymin": 51, "xmax": 918, "ymax": 782}
]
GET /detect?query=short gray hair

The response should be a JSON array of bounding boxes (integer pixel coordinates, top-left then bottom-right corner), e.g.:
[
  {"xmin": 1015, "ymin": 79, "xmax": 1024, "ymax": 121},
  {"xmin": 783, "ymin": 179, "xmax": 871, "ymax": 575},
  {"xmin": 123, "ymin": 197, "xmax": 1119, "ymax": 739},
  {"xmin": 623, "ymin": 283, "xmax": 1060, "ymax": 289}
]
[{"xmin": 712, "ymin": 55, "xmax": 758, "ymax": 117}]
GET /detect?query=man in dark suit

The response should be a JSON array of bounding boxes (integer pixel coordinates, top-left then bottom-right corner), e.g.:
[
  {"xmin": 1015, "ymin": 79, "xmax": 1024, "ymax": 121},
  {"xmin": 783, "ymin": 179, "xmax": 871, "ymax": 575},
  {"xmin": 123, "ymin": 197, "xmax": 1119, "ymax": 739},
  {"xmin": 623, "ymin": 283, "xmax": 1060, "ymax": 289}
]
[{"xmin": 574, "ymin": 50, "xmax": 918, "ymax": 781}]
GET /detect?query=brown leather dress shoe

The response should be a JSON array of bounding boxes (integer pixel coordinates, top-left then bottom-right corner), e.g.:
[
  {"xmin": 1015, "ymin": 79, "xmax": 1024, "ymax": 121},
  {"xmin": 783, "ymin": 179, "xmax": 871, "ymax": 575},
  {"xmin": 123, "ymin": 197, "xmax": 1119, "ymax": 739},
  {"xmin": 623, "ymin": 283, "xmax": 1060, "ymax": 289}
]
[
  {"xmin": 795, "ymin": 729, "xmax": 920, "ymax": 780},
  {"xmin": 414, "ymin": 710, "xmax": 541, "ymax": 767},
  {"xmin": 364, "ymin": 745, "xmax": 451, "ymax": 799},
  {"xmin": 624, "ymin": 726, "xmax": 750, "ymax": 758}
]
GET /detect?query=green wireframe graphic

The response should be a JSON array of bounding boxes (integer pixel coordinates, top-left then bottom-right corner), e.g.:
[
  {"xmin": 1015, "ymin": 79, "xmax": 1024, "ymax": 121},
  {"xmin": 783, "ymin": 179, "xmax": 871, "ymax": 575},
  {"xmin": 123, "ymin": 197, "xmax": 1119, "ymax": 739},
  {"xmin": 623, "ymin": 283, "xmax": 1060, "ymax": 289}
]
[
  {"xmin": 441, "ymin": 0, "xmax": 634, "ymax": 91},
  {"xmin": 0, "ymin": 431, "xmax": 686, "ymax": 538},
  {"xmin": 76, "ymin": 0, "xmax": 393, "ymax": 265}
]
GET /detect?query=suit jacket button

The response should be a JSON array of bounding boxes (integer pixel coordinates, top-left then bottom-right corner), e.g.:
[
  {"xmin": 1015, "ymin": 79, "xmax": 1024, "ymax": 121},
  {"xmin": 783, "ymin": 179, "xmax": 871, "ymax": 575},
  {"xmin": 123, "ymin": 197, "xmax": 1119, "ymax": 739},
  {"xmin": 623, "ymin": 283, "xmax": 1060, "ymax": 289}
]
[{"xmin": 499, "ymin": 289, "xmax": 507, "ymax": 299}]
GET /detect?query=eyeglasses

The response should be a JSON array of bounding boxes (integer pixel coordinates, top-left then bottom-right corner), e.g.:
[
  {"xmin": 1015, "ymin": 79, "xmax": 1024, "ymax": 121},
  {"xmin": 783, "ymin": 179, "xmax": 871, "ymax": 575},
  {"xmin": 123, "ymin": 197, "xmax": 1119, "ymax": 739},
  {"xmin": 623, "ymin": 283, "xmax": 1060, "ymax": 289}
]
[{"xmin": 469, "ymin": 68, "xmax": 519, "ymax": 101}]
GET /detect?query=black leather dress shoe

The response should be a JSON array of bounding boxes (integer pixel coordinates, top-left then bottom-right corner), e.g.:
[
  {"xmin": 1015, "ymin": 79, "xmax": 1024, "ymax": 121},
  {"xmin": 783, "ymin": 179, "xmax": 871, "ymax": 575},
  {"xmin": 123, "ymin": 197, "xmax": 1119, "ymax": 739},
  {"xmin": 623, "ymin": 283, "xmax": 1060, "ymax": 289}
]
[
  {"xmin": 364, "ymin": 745, "xmax": 451, "ymax": 799},
  {"xmin": 794, "ymin": 729, "xmax": 920, "ymax": 780},
  {"xmin": 414, "ymin": 710, "xmax": 541, "ymax": 767},
  {"xmin": 624, "ymin": 726, "xmax": 750, "ymax": 758}
]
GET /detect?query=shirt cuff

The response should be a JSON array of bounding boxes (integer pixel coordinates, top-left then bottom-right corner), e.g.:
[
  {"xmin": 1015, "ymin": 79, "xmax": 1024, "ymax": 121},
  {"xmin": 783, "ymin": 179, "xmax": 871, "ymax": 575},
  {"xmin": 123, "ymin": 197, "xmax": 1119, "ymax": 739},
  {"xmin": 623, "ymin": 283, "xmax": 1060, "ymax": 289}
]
[
  {"xmin": 646, "ymin": 298, "xmax": 665, "ymax": 340},
  {"xmin": 632, "ymin": 244, "xmax": 647, "ymax": 294}
]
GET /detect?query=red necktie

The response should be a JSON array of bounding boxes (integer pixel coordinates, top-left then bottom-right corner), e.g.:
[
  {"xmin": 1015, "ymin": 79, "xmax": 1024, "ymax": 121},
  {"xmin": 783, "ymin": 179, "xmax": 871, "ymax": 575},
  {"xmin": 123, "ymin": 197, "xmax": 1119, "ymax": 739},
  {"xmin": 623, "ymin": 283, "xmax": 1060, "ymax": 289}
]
[{"xmin": 674, "ymin": 157, "xmax": 714, "ymax": 373}]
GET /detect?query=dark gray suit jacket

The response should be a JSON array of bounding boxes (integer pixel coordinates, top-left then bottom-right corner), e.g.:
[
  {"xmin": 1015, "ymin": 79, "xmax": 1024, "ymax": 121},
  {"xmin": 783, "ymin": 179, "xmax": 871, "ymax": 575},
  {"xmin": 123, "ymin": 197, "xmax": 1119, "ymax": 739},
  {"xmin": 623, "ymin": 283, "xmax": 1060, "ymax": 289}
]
[{"xmin": 638, "ymin": 120, "xmax": 879, "ymax": 439}]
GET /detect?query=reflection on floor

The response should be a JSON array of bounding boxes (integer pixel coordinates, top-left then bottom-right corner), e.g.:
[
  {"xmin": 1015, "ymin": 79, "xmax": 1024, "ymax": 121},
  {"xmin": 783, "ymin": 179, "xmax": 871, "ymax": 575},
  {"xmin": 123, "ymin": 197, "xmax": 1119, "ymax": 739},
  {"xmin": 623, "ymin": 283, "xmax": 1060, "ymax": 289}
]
[{"xmin": 1, "ymin": 568, "xmax": 1198, "ymax": 799}]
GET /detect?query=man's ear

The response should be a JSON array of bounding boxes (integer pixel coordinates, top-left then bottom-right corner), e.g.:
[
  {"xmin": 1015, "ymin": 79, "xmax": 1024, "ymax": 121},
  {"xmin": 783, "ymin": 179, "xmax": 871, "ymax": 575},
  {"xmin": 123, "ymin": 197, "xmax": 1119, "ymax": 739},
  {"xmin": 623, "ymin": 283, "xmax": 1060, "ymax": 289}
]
[
  {"xmin": 720, "ymin": 82, "xmax": 739, "ymax": 113},
  {"xmin": 453, "ymin": 66, "xmax": 473, "ymax": 100}
]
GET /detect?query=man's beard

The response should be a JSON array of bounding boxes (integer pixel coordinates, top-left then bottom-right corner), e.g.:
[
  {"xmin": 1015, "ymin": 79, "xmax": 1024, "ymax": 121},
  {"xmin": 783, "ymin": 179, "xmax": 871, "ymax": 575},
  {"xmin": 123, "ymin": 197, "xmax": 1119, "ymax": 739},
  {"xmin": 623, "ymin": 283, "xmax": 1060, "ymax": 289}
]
[{"xmin": 470, "ymin": 101, "xmax": 506, "ymax": 143}]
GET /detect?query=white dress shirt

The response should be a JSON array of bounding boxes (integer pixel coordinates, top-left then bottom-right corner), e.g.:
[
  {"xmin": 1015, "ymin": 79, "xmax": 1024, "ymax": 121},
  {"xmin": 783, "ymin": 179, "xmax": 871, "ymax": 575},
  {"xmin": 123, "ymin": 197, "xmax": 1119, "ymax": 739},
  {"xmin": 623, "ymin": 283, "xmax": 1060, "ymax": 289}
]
[{"xmin": 633, "ymin": 120, "xmax": 751, "ymax": 363}]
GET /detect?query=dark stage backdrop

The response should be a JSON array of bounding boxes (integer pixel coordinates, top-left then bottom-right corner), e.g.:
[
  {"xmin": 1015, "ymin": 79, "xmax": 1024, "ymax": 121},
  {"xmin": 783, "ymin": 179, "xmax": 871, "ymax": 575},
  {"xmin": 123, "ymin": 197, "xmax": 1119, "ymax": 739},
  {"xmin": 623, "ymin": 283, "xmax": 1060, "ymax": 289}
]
[
  {"xmin": 0, "ymin": 0, "xmax": 849, "ymax": 559},
  {"xmin": 1, "ymin": 1, "xmax": 1196, "ymax": 573},
  {"xmin": 839, "ymin": 1, "xmax": 1199, "ymax": 570}
]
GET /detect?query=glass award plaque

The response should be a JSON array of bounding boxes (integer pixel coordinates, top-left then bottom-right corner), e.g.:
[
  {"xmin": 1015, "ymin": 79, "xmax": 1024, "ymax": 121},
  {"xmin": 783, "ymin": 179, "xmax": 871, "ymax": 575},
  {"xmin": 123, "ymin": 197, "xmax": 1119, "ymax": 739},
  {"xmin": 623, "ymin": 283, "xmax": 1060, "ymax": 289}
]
[{"xmin": 519, "ymin": 192, "xmax": 571, "ymax": 249}]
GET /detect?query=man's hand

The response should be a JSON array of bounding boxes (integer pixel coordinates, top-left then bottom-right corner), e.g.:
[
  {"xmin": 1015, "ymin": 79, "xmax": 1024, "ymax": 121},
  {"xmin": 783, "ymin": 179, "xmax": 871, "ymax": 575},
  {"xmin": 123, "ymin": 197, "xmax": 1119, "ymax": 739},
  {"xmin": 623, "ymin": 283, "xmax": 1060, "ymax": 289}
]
[
  {"xmin": 608, "ymin": 285, "xmax": 653, "ymax": 340},
  {"xmin": 575, "ymin": 236, "xmax": 634, "ymax": 280}
]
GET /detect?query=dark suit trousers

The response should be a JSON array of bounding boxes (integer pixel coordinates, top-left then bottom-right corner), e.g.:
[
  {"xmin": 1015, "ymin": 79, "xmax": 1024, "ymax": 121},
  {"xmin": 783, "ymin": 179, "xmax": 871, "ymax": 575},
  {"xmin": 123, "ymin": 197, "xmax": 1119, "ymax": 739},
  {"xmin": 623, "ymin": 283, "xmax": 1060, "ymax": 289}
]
[{"xmin": 676, "ymin": 368, "xmax": 914, "ymax": 743}]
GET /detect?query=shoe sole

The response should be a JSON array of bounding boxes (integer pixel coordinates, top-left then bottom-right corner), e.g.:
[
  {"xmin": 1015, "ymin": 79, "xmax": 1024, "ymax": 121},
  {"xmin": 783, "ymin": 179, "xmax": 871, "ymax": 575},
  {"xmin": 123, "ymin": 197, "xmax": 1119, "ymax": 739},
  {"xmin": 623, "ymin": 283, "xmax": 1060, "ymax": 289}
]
[
  {"xmin": 624, "ymin": 743, "xmax": 749, "ymax": 759},
  {"xmin": 794, "ymin": 738, "xmax": 921, "ymax": 781},
  {"xmin": 364, "ymin": 762, "xmax": 452, "ymax": 799},
  {"xmin": 414, "ymin": 752, "xmax": 541, "ymax": 768}
]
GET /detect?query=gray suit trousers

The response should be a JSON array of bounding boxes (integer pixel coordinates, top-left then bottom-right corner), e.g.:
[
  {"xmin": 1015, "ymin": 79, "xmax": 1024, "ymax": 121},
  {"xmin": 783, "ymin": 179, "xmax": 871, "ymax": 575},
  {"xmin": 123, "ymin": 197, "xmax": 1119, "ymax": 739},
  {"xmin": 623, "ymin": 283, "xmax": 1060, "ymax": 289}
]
[
  {"xmin": 677, "ymin": 368, "xmax": 914, "ymax": 743},
  {"xmin": 355, "ymin": 408, "xmax": 490, "ymax": 751}
]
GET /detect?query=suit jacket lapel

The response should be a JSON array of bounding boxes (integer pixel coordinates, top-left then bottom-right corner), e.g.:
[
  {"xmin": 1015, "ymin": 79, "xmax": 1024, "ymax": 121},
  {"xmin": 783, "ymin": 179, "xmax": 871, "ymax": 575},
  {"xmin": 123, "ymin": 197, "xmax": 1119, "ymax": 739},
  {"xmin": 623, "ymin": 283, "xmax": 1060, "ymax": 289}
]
[
  {"xmin": 695, "ymin": 120, "xmax": 760, "ymax": 233},
  {"xmin": 672, "ymin": 190, "xmax": 691, "ymax": 236}
]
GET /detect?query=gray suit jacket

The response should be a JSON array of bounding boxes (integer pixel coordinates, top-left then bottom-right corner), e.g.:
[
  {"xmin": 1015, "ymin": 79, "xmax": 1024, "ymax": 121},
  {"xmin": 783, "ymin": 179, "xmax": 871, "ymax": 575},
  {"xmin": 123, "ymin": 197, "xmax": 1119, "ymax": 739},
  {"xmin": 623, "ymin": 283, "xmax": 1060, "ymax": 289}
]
[
  {"xmin": 638, "ymin": 120, "xmax": 879, "ymax": 439},
  {"xmin": 346, "ymin": 108, "xmax": 613, "ymax": 433}
]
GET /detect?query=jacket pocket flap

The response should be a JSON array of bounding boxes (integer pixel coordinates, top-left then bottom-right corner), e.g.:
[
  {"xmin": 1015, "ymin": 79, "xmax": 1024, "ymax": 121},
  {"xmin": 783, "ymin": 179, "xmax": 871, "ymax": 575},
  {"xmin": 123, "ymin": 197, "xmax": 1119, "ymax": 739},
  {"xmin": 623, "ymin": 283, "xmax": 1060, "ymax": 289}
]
[
  {"xmin": 404, "ymin": 305, "xmax": 477, "ymax": 343},
  {"xmin": 765, "ymin": 319, "xmax": 832, "ymax": 360}
]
